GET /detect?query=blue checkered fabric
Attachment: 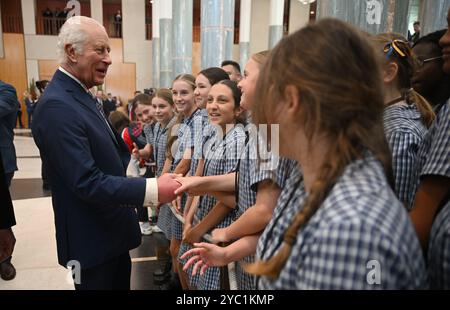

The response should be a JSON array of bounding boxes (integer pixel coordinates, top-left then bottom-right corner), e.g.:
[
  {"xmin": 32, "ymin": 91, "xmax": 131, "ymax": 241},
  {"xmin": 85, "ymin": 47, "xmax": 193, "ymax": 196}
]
[
  {"xmin": 178, "ymin": 125, "xmax": 246, "ymax": 289},
  {"xmin": 143, "ymin": 123, "xmax": 154, "ymax": 147},
  {"xmin": 256, "ymin": 153, "xmax": 427, "ymax": 289},
  {"xmin": 169, "ymin": 109, "xmax": 206, "ymax": 240},
  {"xmin": 414, "ymin": 101, "xmax": 450, "ymax": 289},
  {"xmin": 411, "ymin": 101, "xmax": 450, "ymax": 209},
  {"xmin": 383, "ymin": 102, "xmax": 428, "ymax": 207},
  {"xmin": 428, "ymin": 200, "xmax": 450, "ymax": 289},
  {"xmin": 153, "ymin": 116, "xmax": 177, "ymax": 176},
  {"xmin": 157, "ymin": 204, "xmax": 173, "ymax": 240},
  {"xmin": 233, "ymin": 132, "xmax": 297, "ymax": 290}
]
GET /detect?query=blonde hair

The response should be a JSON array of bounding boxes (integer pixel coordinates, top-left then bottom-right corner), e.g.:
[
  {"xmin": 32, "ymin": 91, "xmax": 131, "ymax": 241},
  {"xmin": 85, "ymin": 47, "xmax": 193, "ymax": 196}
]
[
  {"xmin": 373, "ymin": 33, "xmax": 435, "ymax": 127},
  {"xmin": 246, "ymin": 19, "xmax": 392, "ymax": 278}
]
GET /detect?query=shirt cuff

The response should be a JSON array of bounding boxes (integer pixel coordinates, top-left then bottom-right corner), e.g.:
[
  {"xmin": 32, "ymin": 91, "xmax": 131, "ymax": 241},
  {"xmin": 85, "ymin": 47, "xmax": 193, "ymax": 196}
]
[{"xmin": 143, "ymin": 178, "xmax": 158, "ymax": 206}]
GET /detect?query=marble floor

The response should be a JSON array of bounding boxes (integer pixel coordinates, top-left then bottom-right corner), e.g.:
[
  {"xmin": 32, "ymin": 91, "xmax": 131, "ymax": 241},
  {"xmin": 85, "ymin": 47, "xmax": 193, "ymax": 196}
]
[{"xmin": 0, "ymin": 130, "xmax": 163, "ymax": 290}]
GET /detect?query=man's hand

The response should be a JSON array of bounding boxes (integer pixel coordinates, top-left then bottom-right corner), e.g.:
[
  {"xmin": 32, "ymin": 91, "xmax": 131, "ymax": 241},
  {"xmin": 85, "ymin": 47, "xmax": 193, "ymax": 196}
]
[
  {"xmin": 157, "ymin": 173, "xmax": 182, "ymax": 204},
  {"xmin": 0, "ymin": 228, "xmax": 16, "ymax": 262}
]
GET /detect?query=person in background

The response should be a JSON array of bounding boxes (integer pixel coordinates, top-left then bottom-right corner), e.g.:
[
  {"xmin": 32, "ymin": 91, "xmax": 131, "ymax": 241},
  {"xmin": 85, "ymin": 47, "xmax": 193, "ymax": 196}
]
[
  {"xmin": 24, "ymin": 91, "xmax": 37, "ymax": 129},
  {"xmin": 409, "ymin": 21, "xmax": 421, "ymax": 45},
  {"xmin": 413, "ymin": 29, "xmax": 450, "ymax": 109},
  {"xmin": 221, "ymin": 60, "xmax": 242, "ymax": 82},
  {"xmin": 373, "ymin": 34, "xmax": 435, "ymax": 208},
  {"xmin": 411, "ymin": 8, "xmax": 450, "ymax": 289},
  {"xmin": 0, "ymin": 80, "xmax": 19, "ymax": 281}
]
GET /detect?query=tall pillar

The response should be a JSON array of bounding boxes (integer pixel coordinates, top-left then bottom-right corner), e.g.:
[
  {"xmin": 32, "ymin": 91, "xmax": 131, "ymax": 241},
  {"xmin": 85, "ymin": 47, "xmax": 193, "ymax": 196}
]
[
  {"xmin": 21, "ymin": 0, "xmax": 39, "ymax": 85},
  {"xmin": 160, "ymin": 0, "xmax": 173, "ymax": 88},
  {"xmin": 239, "ymin": 0, "xmax": 252, "ymax": 69},
  {"xmin": 317, "ymin": 0, "xmax": 392, "ymax": 34},
  {"xmin": 173, "ymin": 0, "xmax": 193, "ymax": 76},
  {"xmin": 90, "ymin": 0, "xmax": 103, "ymax": 25},
  {"xmin": 392, "ymin": 0, "xmax": 410, "ymax": 37},
  {"xmin": 268, "ymin": 0, "xmax": 284, "ymax": 48},
  {"xmin": 201, "ymin": 0, "xmax": 235, "ymax": 69},
  {"xmin": 152, "ymin": 0, "xmax": 160, "ymax": 88},
  {"xmin": 420, "ymin": 0, "xmax": 450, "ymax": 36}
]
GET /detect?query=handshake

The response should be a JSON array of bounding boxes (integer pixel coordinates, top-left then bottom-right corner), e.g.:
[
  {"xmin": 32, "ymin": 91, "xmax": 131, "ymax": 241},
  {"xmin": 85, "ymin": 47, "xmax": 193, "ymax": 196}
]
[{"xmin": 157, "ymin": 173, "xmax": 183, "ymax": 204}]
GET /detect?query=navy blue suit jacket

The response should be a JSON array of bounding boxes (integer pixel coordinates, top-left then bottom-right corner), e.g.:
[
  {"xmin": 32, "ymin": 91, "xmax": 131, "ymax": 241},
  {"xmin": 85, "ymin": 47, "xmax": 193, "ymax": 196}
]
[
  {"xmin": 0, "ymin": 80, "xmax": 19, "ymax": 175},
  {"xmin": 32, "ymin": 70, "xmax": 145, "ymax": 269}
]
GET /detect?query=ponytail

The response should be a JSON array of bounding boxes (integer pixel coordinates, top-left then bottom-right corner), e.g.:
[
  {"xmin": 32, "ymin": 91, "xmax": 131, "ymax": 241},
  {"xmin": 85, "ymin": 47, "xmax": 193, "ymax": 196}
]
[{"xmin": 404, "ymin": 88, "xmax": 435, "ymax": 128}]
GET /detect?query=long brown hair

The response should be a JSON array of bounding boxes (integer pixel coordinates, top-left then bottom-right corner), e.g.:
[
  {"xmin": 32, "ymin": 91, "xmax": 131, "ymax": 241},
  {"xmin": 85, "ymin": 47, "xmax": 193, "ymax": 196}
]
[
  {"xmin": 373, "ymin": 33, "xmax": 435, "ymax": 127},
  {"xmin": 246, "ymin": 19, "xmax": 392, "ymax": 278}
]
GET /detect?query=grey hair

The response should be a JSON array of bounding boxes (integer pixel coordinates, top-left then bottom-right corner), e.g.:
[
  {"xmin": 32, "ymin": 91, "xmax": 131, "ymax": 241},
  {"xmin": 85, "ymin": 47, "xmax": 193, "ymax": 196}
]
[{"xmin": 56, "ymin": 16, "xmax": 105, "ymax": 64}]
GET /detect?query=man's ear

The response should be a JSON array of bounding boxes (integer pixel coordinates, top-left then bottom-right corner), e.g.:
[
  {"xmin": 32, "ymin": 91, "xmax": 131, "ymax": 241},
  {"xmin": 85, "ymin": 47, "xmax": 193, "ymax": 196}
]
[
  {"xmin": 65, "ymin": 44, "xmax": 78, "ymax": 63},
  {"xmin": 383, "ymin": 62, "xmax": 398, "ymax": 84}
]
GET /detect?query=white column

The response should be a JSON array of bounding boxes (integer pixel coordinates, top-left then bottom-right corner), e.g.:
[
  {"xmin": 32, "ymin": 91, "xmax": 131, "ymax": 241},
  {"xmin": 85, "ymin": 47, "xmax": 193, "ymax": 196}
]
[
  {"xmin": 420, "ymin": 0, "xmax": 450, "ymax": 35},
  {"xmin": 317, "ymin": 0, "xmax": 391, "ymax": 34},
  {"xmin": 21, "ymin": 0, "xmax": 36, "ymax": 35},
  {"xmin": 288, "ymin": 0, "xmax": 311, "ymax": 34},
  {"xmin": 159, "ymin": 0, "xmax": 173, "ymax": 87},
  {"xmin": 268, "ymin": 0, "xmax": 284, "ymax": 48},
  {"xmin": 152, "ymin": 0, "xmax": 160, "ymax": 88},
  {"xmin": 201, "ymin": 0, "xmax": 235, "ymax": 69},
  {"xmin": 21, "ymin": 0, "xmax": 39, "ymax": 85},
  {"xmin": 90, "ymin": 0, "xmax": 103, "ymax": 25},
  {"xmin": 173, "ymin": 0, "xmax": 193, "ymax": 77},
  {"xmin": 239, "ymin": 0, "xmax": 252, "ymax": 69}
]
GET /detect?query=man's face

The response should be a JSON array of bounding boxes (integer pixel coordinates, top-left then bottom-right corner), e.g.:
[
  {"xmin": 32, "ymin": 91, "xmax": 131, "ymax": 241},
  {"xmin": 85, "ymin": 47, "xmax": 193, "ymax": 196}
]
[
  {"xmin": 222, "ymin": 64, "xmax": 242, "ymax": 82},
  {"xmin": 440, "ymin": 10, "xmax": 450, "ymax": 74},
  {"xmin": 72, "ymin": 26, "xmax": 112, "ymax": 89},
  {"xmin": 414, "ymin": 24, "xmax": 420, "ymax": 33}
]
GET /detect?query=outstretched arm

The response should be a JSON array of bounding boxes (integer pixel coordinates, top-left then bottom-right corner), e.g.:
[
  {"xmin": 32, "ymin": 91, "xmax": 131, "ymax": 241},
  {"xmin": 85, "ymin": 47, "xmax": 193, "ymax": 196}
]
[
  {"xmin": 175, "ymin": 173, "xmax": 236, "ymax": 196},
  {"xmin": 410, "ymin": 175, "xmax": 450, "ymax": 249},
  {"xmin": 184, "ymin": 201, "xmax": 234, "ymax": 244},
  {"xmin": 212, "ymin": 180, "xmax": 280, "ymax": 243},
  {"xmin": 181, "ymin": 234, "xmax": 260, "ymax": 276}
]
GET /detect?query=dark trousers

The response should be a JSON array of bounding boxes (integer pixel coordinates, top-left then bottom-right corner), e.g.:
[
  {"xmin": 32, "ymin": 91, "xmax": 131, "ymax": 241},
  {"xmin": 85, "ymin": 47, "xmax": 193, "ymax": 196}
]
[
  {"xmin": 136, "ymin": 205, "xmax": 149, "ymax": 222},
  {"xmin": 74, "ymin": 252, "xmax": 131, "ymax": 290}
]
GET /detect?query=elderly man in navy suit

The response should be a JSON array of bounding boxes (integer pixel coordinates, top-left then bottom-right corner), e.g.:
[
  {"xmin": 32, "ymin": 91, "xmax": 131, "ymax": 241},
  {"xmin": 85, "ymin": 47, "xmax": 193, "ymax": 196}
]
[{"xmin": 32, "ymin": 16, "xmax": 180, "ymax": 290}]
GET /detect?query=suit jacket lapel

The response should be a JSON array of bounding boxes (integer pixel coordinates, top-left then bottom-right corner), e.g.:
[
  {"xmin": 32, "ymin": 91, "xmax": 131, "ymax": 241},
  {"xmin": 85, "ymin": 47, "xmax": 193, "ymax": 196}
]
[{"xmin": 54, "ymin": 71, "xmax": 119, "ymax": 147}]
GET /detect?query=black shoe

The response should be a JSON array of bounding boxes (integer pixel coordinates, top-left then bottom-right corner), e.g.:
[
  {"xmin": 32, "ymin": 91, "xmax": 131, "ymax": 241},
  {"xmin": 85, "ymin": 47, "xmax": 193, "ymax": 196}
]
[
  {"xmin": 0, "ymin": 261, "xmax": 16, "ymax": 281},
  {"xmin": 160, "ymin": 273, "xmax": 182, "ymax": 290},
  {"xmin": 153, "ymin": 272, "xmax": 171, "ymax": 285},
  {"xmin": 153, "ymin": 259, "xmax": 171, "ymax": 278}
]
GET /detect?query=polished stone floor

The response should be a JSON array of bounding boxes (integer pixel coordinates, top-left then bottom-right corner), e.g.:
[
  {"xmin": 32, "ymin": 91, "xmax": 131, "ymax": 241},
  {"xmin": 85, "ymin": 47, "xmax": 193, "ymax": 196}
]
[{"xmin": 0, "ymin": 130, "xmax": 163, "ymax": 290}]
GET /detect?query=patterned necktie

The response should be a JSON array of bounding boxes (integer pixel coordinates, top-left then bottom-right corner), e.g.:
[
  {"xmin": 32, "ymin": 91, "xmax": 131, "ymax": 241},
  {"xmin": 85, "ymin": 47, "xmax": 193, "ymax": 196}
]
[
  {"xmin": 95, "ymin": 98, "xmax": 107, "ymax": 119},
  {"xmin": 93, "ymin": 95, "xmax": 117, "ymax": 144}
]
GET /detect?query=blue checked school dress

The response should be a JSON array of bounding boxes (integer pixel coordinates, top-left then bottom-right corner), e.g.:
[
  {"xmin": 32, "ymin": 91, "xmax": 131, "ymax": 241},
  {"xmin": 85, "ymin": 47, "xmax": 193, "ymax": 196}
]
[
  {"xmin": 256, "ymin": 152, "xmax": 427, "ymax": 289},
  {"xmin": 153, "ymin": 116, "xmax": 177, "ymax": 239},
  {"xmin": 413, "ymin": 101, "xmax": 450, "ymax": 289},
  {"xmin": 234, "ymin": 129, "xmax": 298, "ymax": 290},
  {"xmin": 169, "ymin": 109, "xmax": 204, "ymax": 240},
  {"xmin": 180, "ymin": 125, "xmax": 246, "ymax": 290},
  {"xmin": 383, "ymin": 101, "xmax": 428, "ymax": 208}
]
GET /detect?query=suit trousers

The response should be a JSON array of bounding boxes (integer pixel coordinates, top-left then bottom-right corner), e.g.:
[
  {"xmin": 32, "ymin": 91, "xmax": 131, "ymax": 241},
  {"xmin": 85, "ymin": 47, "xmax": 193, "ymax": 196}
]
[{"xmin": 74, "ymin": 252, "xmax": 132, "ymax": 290}]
